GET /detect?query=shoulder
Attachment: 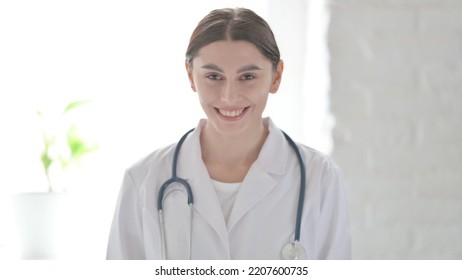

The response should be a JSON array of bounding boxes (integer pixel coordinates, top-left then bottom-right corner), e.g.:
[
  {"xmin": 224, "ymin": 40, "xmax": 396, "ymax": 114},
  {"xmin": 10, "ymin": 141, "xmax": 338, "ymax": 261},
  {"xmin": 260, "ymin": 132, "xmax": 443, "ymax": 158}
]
[
  {"xmin": 125, "ymin": 143, "xmax": 176, "ymax": 186},
  {"xmin": 297, "ymin": 144, "xmax": 342, "ymax": 181},
  {"xmin": 266, "ymin": 118, "xmax": 341, "ymax": 179},
  {"xmin": 123, "ymin": 123, "xmax": 202, "ymax": 188}
]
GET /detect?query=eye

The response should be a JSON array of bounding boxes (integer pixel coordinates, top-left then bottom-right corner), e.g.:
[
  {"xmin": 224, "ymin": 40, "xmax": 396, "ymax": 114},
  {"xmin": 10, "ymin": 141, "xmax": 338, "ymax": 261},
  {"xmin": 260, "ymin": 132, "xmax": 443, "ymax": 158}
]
[
  {"xmin": 206, "ymin": 73, "xmax": 223, "ymax": 80},
  {"xmin": 240, "ymin": 74, "xmax": 256, "ymax": 81}
]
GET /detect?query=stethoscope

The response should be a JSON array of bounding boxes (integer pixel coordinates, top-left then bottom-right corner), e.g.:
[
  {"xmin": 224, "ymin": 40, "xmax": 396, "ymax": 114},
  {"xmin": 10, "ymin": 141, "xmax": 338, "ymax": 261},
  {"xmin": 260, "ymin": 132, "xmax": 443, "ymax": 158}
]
[{"xmin": 157, "ymin": 128, "xmax": 307, "ymax": 260}]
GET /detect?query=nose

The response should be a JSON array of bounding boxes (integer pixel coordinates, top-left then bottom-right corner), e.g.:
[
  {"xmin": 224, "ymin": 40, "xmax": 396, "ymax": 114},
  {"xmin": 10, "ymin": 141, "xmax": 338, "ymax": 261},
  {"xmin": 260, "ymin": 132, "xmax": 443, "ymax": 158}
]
[{"xmin": 220, "ymin": 81, "xmax": 239, "ymax": 104}]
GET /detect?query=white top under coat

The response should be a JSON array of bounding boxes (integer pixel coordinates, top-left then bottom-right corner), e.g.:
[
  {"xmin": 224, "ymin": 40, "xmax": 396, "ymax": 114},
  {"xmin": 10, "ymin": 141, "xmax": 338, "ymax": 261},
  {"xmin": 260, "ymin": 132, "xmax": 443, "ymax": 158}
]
[{"xmin": 211, "ymin": 180, "xmax": 241, "ymax": 225}]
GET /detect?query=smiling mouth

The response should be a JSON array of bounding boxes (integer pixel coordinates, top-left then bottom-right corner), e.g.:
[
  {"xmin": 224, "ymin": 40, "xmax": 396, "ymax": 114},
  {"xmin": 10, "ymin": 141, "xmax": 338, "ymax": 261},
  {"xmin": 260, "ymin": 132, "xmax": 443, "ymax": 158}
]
[{"xmin": 215, "ymin": 107, "xmax": 250, "ymax": 119}]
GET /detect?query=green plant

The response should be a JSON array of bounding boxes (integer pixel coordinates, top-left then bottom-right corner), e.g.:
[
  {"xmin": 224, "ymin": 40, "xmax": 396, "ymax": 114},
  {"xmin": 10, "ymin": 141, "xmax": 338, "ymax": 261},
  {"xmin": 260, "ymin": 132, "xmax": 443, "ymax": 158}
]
[{"xmin": 38, "ymin": 100, "xmax": 98, "ymax": 192}]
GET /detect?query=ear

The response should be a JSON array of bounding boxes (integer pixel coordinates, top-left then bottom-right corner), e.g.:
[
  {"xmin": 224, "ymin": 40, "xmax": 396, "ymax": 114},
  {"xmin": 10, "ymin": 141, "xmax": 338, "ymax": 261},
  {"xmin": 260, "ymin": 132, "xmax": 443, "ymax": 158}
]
[
  {"xmin": 269, "ymin": 60, "xmax": 284, "ymax": 94},
  {"xmin": 185, "ymin": 60, "xmax": 197, "ymax": 92}
]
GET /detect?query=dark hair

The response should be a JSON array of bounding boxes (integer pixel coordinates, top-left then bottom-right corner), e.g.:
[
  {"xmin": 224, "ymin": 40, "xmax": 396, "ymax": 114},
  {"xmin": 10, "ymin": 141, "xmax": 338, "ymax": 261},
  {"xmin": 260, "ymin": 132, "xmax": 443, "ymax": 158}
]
[{"xmin": 186, "ymin": 8, "xmax": 280, "ymax": 70}]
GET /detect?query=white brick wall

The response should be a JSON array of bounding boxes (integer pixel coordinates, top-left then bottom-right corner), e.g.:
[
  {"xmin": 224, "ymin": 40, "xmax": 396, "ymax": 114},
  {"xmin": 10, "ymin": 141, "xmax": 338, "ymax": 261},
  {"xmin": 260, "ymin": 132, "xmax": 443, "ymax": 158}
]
[{"xmin": 328, "ymin": 0, "xmax": 462, "ymax": 259}]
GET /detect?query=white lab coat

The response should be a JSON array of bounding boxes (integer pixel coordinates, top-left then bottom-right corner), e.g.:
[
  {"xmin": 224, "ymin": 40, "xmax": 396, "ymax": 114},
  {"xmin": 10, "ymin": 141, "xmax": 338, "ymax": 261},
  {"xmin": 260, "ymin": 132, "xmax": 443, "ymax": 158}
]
[{"xmin": 107, "ymin": 118, "xmax": 351, "ymax": 259}]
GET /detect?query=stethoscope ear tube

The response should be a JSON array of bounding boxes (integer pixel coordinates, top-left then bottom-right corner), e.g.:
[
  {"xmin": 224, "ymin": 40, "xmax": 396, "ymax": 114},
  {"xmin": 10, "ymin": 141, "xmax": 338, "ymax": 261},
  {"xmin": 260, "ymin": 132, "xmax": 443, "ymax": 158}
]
[
  {"xmin": 281, "ymin": 131, "xmax": 306, "ymax": 243},
  {"xmin": 172, "ymin": 128, "xmax": 195, "ymax": 177}
]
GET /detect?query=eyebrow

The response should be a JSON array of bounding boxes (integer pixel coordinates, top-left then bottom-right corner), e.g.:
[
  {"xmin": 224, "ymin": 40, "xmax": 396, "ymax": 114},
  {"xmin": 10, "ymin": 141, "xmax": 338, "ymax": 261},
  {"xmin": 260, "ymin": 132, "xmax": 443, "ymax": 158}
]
[
  {"xmin": 200, "ymin": 64, "xmax": 262, "ymax": 73},
  {"xmin": 237, "ymin": 65, "xmax": 262, "ymax": 73},
  {"xmin": 201, "ymin": 64, "xmax": 224, "ymax": 73}
]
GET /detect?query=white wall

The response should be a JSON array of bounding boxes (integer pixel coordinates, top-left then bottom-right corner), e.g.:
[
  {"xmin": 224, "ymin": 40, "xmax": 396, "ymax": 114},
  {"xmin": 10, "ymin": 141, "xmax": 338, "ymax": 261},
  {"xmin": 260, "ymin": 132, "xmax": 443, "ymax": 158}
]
[{"xmin": 328, "ymin": 0, "xmax": 462, "ymax": 259}]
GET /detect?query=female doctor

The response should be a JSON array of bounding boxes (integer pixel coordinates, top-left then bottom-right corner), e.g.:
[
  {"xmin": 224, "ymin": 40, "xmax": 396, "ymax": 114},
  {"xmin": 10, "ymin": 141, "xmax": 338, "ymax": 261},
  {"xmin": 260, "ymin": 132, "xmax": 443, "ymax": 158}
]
[{"xmin": 107, "ymin": 7, "xmax": 351, "ymax": 260}]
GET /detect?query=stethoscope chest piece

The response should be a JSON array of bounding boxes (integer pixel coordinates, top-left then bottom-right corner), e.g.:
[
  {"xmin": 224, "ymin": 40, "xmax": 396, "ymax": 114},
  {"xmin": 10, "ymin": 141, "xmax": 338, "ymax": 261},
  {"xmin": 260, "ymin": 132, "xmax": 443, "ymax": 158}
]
[{"xmin": 281, "ymin": 241, "xmax": 307, "ymax": 260}]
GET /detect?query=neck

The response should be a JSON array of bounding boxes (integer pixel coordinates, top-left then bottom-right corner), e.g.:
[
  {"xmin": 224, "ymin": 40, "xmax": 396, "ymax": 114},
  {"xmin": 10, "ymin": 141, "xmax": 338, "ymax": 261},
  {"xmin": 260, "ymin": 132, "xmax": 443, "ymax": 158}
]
[{"xmin": 200, "ymin": 120, "xmax": 269, "ymax": 182}]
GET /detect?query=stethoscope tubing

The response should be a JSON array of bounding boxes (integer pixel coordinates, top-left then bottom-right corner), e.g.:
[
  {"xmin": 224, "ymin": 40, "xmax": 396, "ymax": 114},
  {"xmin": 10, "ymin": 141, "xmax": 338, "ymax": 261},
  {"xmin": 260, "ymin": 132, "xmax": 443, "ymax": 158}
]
[
  {"xmin": 157, "ymin": 128, "xmax": 195, "ymax": 212},
  {"xmin": 281, "ymin": 131, "xmax": 306, "ymax": 242},
  {"xmin": 157, "ymin": 128, "xmax": 306, "ymax": 259}
]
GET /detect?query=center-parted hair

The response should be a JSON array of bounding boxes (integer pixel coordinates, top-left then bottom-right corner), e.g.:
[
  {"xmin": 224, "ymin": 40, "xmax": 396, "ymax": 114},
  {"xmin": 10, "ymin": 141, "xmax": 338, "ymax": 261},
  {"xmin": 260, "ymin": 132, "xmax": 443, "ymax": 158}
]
[{"xmin": 186, "ymin": 8, "xmax": 280, "ymax": 70}]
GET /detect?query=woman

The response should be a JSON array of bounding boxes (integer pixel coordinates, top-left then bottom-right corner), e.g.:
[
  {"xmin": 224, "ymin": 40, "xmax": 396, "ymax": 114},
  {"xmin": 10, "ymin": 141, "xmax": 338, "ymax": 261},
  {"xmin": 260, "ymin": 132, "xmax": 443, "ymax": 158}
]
[{"xmin": 107, "ymin": 7, "xmax": 351, "ymax": 260}]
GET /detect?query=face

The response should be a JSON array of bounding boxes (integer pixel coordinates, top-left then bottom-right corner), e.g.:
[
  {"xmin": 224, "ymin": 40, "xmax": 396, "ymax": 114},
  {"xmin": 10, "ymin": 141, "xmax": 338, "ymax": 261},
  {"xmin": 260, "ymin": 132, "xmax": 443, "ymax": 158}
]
[{"xmin": 186, "ymin": 40, "xmax": 283, "ymax": 137}]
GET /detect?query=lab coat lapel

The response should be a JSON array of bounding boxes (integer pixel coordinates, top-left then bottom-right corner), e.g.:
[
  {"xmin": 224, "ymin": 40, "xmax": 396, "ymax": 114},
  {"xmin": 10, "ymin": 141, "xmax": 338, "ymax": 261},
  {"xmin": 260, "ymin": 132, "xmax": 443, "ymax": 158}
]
[
  {"xmin": 227, "ymin": 118, "xmax": 288, "ymax": 232},
  {"xmin": 176, "ymin": 120, "xmax": 230, "ymax": 253}
]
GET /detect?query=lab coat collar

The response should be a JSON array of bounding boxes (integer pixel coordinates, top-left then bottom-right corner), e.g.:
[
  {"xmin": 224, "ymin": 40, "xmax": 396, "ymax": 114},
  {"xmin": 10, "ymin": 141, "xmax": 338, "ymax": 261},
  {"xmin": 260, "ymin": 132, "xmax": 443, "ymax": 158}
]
[
  {"xmin": 184, "ymin": 117, "xmax": 288, "ymax": 176},
  {"xmin": 177, "ymin": 120, "xmax": 230, "ymax": 255},
  {"xmin": 256, "ymin": 117, "xmax": 288, "ymax": 176},
  {"xmin": 176, "ymin": 117, "xmax": 291, "ymax": 255},
  {"xmin": 227, "ymin": 117, "xmax": 290, "ymax": 231},
  {"xmin": 181, "ymin": 117, "xmax": 288, "ymax": 176}
]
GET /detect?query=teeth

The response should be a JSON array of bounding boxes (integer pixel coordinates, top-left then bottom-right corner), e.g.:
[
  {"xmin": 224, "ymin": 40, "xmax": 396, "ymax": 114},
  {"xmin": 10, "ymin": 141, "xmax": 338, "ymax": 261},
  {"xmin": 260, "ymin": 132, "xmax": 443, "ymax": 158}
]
[{"xmin": 219, "ymin": 108, "xmax": 244, "ymax": 117}]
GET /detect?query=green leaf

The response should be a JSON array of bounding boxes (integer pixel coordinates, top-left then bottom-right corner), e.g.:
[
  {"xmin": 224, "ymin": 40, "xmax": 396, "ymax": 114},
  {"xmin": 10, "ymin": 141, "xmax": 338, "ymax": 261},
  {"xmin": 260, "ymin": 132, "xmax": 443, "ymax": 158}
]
[
  {"xmin": 58, "ymin": 155, "xmax": 69, "ymax": 169},
  {"xmin": 37, "ymin": 100, "xmax": 97, "ymax": 191},
  {"xmin": 62, "ymin": 100, "xmax": 90, "ymax": 115},
  {"xmin": 41, "ymin": 152, "xmax": 53, "ymax": 171},
  {"xmin": 66, "ymin": 125, "xmax": 98, "ymax": 163}
]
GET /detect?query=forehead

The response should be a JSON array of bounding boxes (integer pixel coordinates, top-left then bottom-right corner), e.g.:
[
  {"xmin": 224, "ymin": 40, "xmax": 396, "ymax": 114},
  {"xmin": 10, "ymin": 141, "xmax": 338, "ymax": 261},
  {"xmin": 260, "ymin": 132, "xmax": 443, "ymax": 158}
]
[{"xmin": 194, "ymin": 40, "xmax": 271, "ymax": 69}]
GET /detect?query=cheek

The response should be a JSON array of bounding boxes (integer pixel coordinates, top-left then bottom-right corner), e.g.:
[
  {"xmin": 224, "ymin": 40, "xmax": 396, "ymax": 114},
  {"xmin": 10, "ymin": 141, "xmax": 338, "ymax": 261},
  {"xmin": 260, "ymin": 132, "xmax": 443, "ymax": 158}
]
[
  {"xmin": 249, "ymin": 74, "xmax": 274, "ymax": 92},
  {"xmin": 241, "ymin": 80, "xmax": 272, "ymax": 98},
  {"xmin": 196, "ymin": 85, "xmax": 219, "ymax": 102},
  {"xmin": 195, "ymin": 85, "xmax": 219, "ymax": 109}
]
